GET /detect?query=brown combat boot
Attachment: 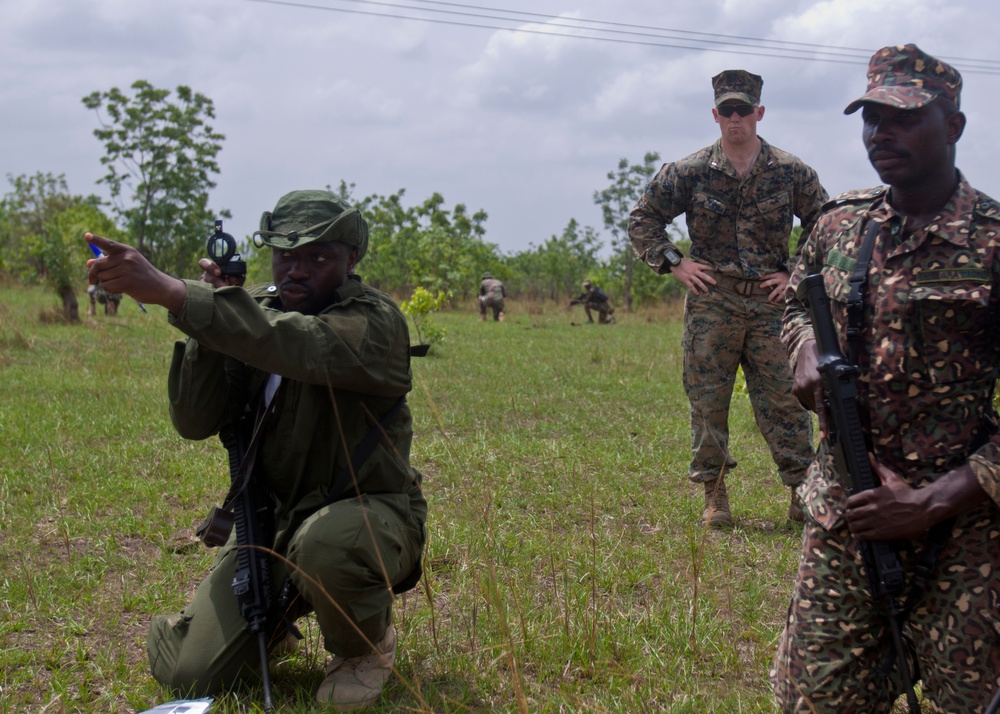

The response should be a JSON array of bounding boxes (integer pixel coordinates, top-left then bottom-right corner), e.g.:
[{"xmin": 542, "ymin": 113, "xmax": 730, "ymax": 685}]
[
  {"xmin": 787, "ymin": 488, "xmax": 805, "ymax": 523},
  {"xmin": 703, "ymin": 478, "xmax": 733, "ymax": 528},
  {"xmin": 315, "ymin": 625, "xmax": 396, "ymax": 711}
]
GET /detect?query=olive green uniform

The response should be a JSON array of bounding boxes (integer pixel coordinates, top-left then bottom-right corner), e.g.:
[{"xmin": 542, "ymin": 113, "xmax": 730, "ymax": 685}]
[{"xmin": 146, "ymin": 277, "xmax": 426, "ymax": 696}]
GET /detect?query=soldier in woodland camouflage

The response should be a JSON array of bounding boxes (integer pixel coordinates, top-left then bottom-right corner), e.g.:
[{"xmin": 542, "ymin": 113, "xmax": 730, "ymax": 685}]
[
  {"xmin": 478, "ymin": 271, "xmax": 506, "ymax": 321},
  {"xmin": 629, "ymin": 69, "xmax": 828, "ymax": 526},
  {"xmin": 570, "ymin": 279, "xmax": 616, "ymax": 324},
  {"xmin": 772, "ymin": 44, "xmax": 1000, "ymax": 712}
]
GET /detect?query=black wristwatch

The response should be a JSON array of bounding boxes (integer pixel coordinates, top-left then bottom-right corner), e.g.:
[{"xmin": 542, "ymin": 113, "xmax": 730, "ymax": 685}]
[{"xmin": 662, "ymin": 246, "xmax": 683, "ymax": 268}]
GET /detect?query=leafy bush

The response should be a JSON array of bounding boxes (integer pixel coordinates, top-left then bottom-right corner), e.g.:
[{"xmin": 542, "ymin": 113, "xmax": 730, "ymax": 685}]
[{"xmin": 400, "ymin": 286, "xmax": 449, "ymax": 346}]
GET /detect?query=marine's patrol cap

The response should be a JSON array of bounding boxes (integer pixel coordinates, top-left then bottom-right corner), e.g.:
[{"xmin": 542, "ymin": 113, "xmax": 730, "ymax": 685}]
[
  {"xmin": 254, "ymin": 189, "xmax": 369, "ymax": 261},
  {"xmin": 712, "ymin": 70, "xmax": 763, "ymax": 106},
  {"xmin": 844, "ymin": 44, "xmax": 962, "ymax": 115}
]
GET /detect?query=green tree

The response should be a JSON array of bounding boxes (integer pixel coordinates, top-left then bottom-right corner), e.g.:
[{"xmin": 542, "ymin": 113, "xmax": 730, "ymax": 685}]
[
  {"xmin": 506, "ymin": 218, "xmax": 602, "ymax": 301},
  {"xmin": 82, "ymin": 80, "xmax": 227, "ymax": 277},
  {"xmin": 1, "ymin": 172, "xmax": 120, "ymax": 321},
  {"xmin": 357, "ymin": 189, "xmax": 495, "ymax": 299},
  {"xmin": 593, "ymin": 152, "xmax": 665, "ymax": 313}
]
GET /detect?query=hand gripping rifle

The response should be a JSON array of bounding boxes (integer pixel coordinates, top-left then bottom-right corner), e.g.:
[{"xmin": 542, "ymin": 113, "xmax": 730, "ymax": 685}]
[{"xmin": 799, "ymin": 273, "xmax": 919, "ymax": 714}]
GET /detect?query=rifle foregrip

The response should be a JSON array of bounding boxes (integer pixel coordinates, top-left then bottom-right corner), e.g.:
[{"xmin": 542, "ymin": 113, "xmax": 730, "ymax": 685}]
[{"xmin": 801, "ymin": 274, "xmax": 840, "ymax": 359}]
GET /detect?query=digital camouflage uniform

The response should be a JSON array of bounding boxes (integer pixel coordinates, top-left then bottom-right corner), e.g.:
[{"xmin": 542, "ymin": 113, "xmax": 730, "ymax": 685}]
[
  {"xmin": 773, "ymin": 179, "xmax": 1000, "ymax": 711},
  {"xmin": 146, "ymin": 193, "xmax": 427, "ymax": 698},
  {"xmin": 629, "ymin": 70, "xmax": 827, "ymax": 488},
  {"xmin": 479, "ymin": 273, "xmax": 506, "ymax": 321}
]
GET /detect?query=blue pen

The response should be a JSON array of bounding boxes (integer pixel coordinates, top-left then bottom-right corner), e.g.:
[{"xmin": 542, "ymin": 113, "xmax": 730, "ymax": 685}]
[{"xmin": 88, "ymin": 242, "xmax": 147, "ymax": 313}]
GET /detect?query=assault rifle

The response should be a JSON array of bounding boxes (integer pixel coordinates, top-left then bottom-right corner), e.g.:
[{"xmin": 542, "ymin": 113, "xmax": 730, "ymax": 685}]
[
  {"xmin": 799, "ymin": 273, "xmax": 918, "ymax": 714},
  {"xmin": 194, "ymin": 220, "xmax": 275, "ymax": 711},
  {"xmin": 226, "ymin": 418, "xmax": 276, "ymax": 712},
  {"xmin": 194, "ymin": 388, "xmax": 279, "ymax": 713}
]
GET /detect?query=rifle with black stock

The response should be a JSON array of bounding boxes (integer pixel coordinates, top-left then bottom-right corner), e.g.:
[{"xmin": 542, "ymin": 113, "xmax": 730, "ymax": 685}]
[
  {"xmin": 223, "ymin": 415, "xmax": 276, "ymax": 712},
  {"xmin": 799, "ymin": 273, "xmax": 919, "ymax": 714},
  {"xmin": 194, "ymin": 219, "xmax": 277, "ymax": 712}
]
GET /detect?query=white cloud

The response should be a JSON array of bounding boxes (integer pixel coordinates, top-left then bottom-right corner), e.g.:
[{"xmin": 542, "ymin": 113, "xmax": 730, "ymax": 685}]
[{"xmin": 2, "ymin": 0, "xmax": 998, "ymax": 256}]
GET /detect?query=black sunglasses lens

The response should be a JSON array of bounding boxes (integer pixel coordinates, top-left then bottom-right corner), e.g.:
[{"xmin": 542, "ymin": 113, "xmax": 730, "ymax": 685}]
[{"xmin": 720, "ymin": 105, "xmax": 754, "ymax": 117}]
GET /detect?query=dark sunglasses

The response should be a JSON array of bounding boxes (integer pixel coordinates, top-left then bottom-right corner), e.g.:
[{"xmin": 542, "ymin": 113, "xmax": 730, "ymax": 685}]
[{"xmin": 717, "ymin": 104, "xmax": 755, "ymax": 118}]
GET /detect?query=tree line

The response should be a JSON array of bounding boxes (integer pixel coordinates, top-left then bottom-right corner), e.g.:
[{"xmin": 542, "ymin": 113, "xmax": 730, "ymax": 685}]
[{"xmin": 0, "ymin": 80, "xmax": 690, "ymax": 322}]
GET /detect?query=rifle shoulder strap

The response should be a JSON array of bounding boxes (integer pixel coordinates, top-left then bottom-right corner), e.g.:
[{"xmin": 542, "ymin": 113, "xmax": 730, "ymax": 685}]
[
  {"xmin": 845, "ymin": 219, "xmax": 881, "ymax": 365},
  {"xmin": 322, "ymin": 395, "xmax": 408, "ymax": 508},
  {"xmin": 222, "ymin": 376, "xmax": 284, "ymax": 508}
]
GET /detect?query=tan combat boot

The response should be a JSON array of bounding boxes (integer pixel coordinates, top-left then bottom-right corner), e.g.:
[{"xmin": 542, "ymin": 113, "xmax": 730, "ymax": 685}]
[
  {"xmin": 316, "ymin": 625, "xmax": 396, "ymax": 711},
  {"xmin": 787, "ymin": 488, "xmax": 805, "ymax": 523},
  {"xmin": 703, "ymin": 477, "xmax": 733, "ymax": 528}
]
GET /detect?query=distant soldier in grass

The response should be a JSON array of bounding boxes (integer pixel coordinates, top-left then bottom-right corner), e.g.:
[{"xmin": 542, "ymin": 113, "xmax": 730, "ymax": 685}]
[
  {"xmin": 85, "ymin": 189, "xmax": 426, "ymax": 711},
  {"xmin": 478, "ymin": 271, "xmax": 506, "ymax": 322},
  {"xmin": 570, "ymin": 279, "xmax": 616, "ymax": 324},
  {"xmin": 629, "ymin": 69, "xmax": 828, "ymax": 527},
  {"xmin": 773, "ymin": 44, "xmax": 1000, "ymax": 713},
  {"xmin": 87, "ymin": 281, "xmax": 121, "ymax": 316}
]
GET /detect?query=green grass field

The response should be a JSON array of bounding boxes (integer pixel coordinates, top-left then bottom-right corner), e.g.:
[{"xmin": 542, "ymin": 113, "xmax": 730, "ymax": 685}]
[{"xmin": 1, "ymin": 285, "xmax": 809, "ymax": 713}]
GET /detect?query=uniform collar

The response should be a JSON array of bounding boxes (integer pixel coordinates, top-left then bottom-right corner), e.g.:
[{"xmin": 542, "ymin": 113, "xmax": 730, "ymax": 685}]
[{"xmin": 870, "ymin": 171, "xmax": 975, "ymax": 247}]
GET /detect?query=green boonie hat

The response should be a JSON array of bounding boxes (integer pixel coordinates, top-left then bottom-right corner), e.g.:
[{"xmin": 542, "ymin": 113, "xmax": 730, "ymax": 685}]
[
  {"xmin": 844, "ymin": 44, "xmax": 962, "ymax": 115},
  {"xmin": 712, "ymin": 70, "xmax": 763, "ymax": 106},
  {"xmin": 254, "ymin": 189, "xmax": 369, "ymax": 261}
]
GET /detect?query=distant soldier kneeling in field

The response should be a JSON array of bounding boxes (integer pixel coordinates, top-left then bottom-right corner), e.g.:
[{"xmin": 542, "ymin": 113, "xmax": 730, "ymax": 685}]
[
  {"xmin": 478, "ymin": 271, "xmax": 506, "ymax": 322},
  {"xmin": 570, "ymin": 279, "xmax": 615, "ymax": 324}
]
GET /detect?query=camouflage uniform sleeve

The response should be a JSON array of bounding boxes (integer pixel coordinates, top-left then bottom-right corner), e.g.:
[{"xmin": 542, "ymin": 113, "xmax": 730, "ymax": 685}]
[
  {"xmin": 628, "ymin": 162, "xmax": 688, "ymax": 274},
  {"xmin": 781, "ymin": 210, "xmax": 829, "ymax": 371},
  {"xmin": 970, "ymin": 446, "xmax": 1000, "ymax": 505},
  {"xmin": 793, "ymin": 162, "xmax": 829, "ymax": 248}
]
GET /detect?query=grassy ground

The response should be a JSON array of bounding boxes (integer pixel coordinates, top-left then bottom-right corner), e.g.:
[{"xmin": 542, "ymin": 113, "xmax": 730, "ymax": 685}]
[{"xmin": 2, "ymin": 285, "xmax": 808, "ymax": 713}]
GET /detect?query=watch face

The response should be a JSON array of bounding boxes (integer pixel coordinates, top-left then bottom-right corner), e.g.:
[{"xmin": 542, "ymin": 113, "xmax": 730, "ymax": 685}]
[{"xmin": 664, "ymin": 248, "xmax": 681, "ymax": 266}]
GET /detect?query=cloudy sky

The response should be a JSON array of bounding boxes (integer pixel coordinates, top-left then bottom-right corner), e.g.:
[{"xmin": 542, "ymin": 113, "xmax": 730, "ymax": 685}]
[{"xmin": 3, "ymin": 0, "xmax": 999, "ymax": 258}]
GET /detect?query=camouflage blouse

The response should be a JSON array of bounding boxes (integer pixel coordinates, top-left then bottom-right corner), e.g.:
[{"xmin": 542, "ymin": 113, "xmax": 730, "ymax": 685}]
[
  {"xmin": 628, "ymin": 137, "xmax": 828, "ymax": 277},
  {"xmin": 783, "ymin": 175, "xmax": 1000, "ymax": 520}
]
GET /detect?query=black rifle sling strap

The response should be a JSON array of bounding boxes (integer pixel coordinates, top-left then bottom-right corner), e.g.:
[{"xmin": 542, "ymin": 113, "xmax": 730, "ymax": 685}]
[
  {"xmin": 325, "ymin": 394, "xmax": 408, "ymax": 508},
  {"xmin": 845, "ymin": 218, "xmax": 881, "ymax": 365},
  {"xmin": 196, "ymin": 377, "xmax": 284, "ymax": 546},
  {"xmin": 276, "ymin": 393, "xmax": 417, "ymax": 625},
  {"xmin": 845, "ymin": 217, "xmax": 958, "ymax": 691},
  {"xmin": 223, "ymin": 377, "xmax": 284, "ymax": 510},
  {"xmin": 323, "ymin": 394, "xmax": 419, "ymax": 594}
]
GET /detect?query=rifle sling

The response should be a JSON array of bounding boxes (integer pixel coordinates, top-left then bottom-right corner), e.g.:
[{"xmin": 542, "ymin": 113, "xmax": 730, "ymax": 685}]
[
  {"xmin": 222, "ymin": 377, "xmax": 284, "ymax": 511},
  {"xmin": 323, "ymin": 394, "xmax": 407, "ymax": 508},
  {"xmin": 845, "ymin": 218, "xmax": 880, "ymax": 365}
]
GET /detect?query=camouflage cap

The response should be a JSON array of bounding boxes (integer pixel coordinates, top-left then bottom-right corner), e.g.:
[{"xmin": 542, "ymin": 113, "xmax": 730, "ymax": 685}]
[
  {"xmin": 254, "ymin": 189, "xmax": 369, "ymax": 261},
  {"xmin": 712, "ymin": 70, "xmax": 763, "ymax": 106},
  {"xmin": 482, "ymin": 272, "xmax": 492, "ymax": 279},
  {"xmin": 844, "ymin": 44, "xmax": 962, "ymax": 115}
]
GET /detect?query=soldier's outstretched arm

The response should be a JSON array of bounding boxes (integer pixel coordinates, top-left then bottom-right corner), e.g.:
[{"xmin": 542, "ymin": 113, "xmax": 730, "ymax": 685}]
[{"xmin": 85, "ymin": 233, "xmax": 187, "ymax": 315}]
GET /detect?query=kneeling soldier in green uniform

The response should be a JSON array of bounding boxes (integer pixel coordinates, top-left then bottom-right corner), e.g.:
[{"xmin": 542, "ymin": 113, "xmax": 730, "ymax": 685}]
[{"xmin": 86, "ymin": 189, "xmax": 426, "ymax": 711}]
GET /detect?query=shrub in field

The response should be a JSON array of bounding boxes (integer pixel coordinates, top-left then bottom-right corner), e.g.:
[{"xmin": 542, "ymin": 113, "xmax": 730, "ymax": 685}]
[{"xmin": 400, "ymin": 286, "xmax": 448, "ymax": 346}]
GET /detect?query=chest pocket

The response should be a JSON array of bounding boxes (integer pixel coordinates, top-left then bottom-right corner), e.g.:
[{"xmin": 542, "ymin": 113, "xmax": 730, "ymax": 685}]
[
  {"xmin": 910, "ymin": 278, "xmax": 993, "ymax": 385},
  {"xmin": 688, "ymin": 191, "xmax": 729, "ymax": 241},
  {"xmin": 756, "ymin": 191, "xmax": 790, "ymax": 215}
]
